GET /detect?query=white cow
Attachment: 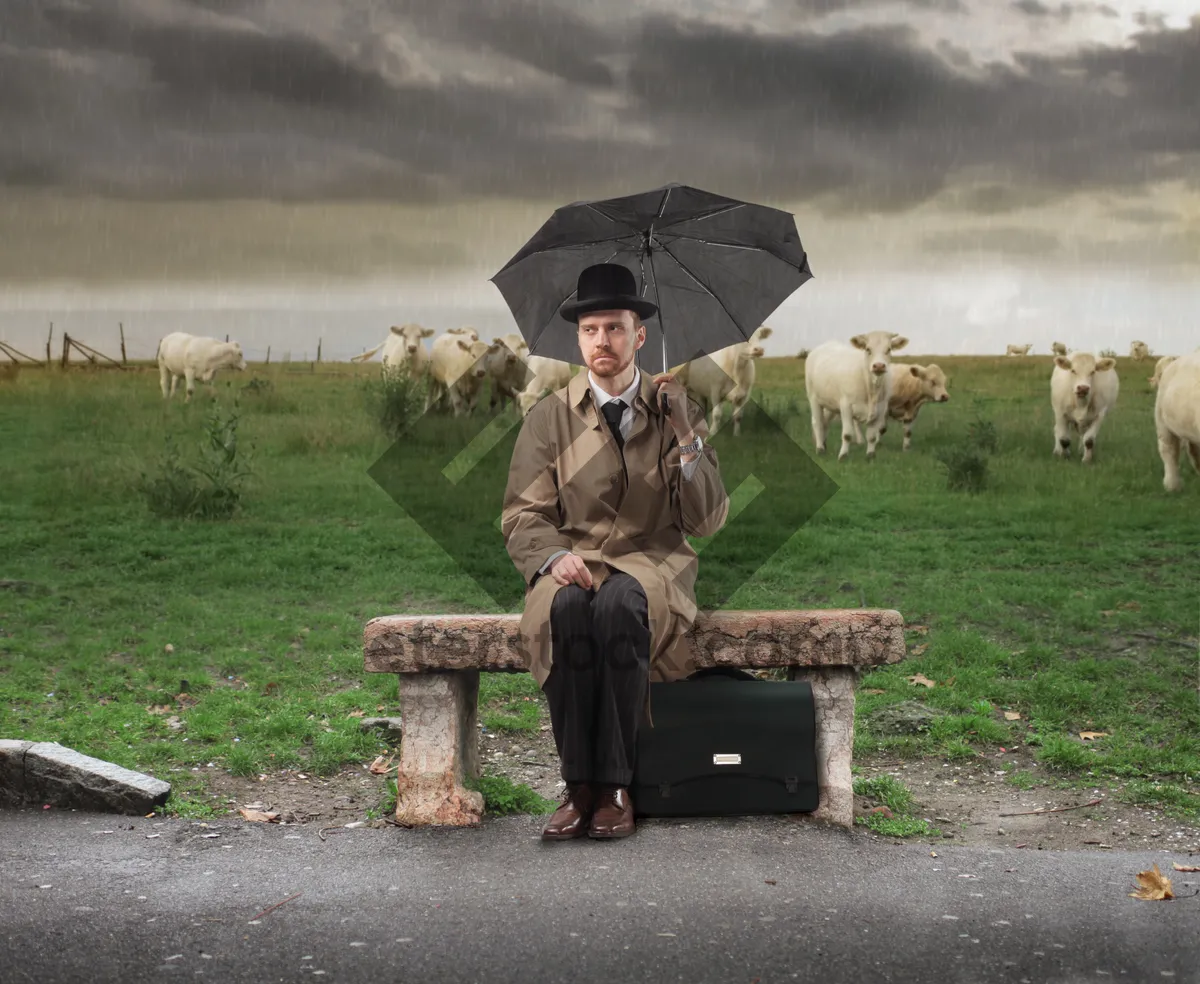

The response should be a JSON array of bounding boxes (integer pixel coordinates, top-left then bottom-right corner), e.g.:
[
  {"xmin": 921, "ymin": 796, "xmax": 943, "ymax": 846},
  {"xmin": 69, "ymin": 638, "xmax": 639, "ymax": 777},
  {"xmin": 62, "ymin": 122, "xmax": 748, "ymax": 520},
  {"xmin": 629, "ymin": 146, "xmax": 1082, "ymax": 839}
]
[
  {"xmin": 805, "ymin": 331, "xmax": 909, "ymax": 461},
  {"xmin": 156, "ymin": 332, "xmax": 247, "ymax": 401},
  {"xmin": 351, "ymin": 323, "xmax": 435, "ymax": 375},
  {"xmin": 883, "ymin": 363, "xmax": 950, "ymax": 450},
  {"xmin": 1130, "ymin": 340, "xmax": 1150, "ymax": 361},
  {"xmin": 1148, "ymin": 355, "xmax": 1176, "ymax": 389},
  {"xmin": 517, "ymin": 355, "xmax": 576, "ymax": 416},
  {"xmin": 483, "ymin": 333, "xmax": 530, "ymax": 412},
  {"xmin": 428, "ymin": 334, "xmax": 500, "ymax": 416},
  {"xmin": 1154, "ymin": 350, "xmax": 1200, "ymax": 492},
  {"xmin": 673, "ymin": 326, "xmax": 772, "ymax": 436},
  {"xmin": 1051, "ymin": 341, "xmax": 1068, "ymax": 356},
  {"xmin": 1050, "ymin": 352, "xmax": 1119, "ymax": 463},
  {"xmin": 1006, "ymin": 343, "xmax": 1032, "ymax": 356}
]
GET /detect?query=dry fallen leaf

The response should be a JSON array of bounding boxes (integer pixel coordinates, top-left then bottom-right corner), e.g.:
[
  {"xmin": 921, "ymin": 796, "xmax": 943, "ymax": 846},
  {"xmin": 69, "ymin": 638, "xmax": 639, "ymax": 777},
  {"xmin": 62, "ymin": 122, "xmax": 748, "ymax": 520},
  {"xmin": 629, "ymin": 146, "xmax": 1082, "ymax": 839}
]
[
  {"xmin": 238, "ymin": 808, "xmax": 280, "ymax": 823},
  {"xmin": 910, "ymin": 643, "xmax": 929, "ymax": 657},
  {"xmin": 1004, "ymin": 711, "xmax": 1022, "ymax": 721},
  {"xmin": 369, "ymin": 754, "xmax": 396, "ymax": 775},
  {"xmin": 861, "ymin": 688, "xmax": 886, "ymax": 695},
  {"xmin": 907, "ymin": 625, "xmax": 929, "ymax": 635},
  {"xmin": 1129, "ymin": 864, "xmax": 1173, "ymax": 901},
  {"xmin": 1079, "ymin": 731, "xmax": 1109, "ymax": 740},
  {"xmin": 907, "ymin": 674, "xmax": 937, "ymax": 689},
  {"xmin": 764, "ymin": 879, "xmax": 777, "ymax": 886},
  {"xmin": 1100, "ymin": 610, "xmax": 1115, "ymax": 618},
  {"xmin": 1172, "ymin": 863, "xmax": 1200, "ymax": 873},
  {"xmin": 347, "ymin": 710, "xmax": 365, "ymax": 718},
  {"xmin": 146, "ymin": 704, "xmax": 172, "ymax": 716},
  {"xmin": 1118, "ymin": 601, "xmax": 1141, "ymax": 611}
]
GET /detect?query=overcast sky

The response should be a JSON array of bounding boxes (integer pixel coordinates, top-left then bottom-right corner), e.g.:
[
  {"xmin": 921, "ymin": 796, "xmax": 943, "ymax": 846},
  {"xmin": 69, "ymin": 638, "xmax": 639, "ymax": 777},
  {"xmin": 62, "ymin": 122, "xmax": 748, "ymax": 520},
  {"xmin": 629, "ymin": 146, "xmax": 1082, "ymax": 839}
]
[{"xmin": 1, "ymin": 0, "xmax": 1197, "ymax": 357}]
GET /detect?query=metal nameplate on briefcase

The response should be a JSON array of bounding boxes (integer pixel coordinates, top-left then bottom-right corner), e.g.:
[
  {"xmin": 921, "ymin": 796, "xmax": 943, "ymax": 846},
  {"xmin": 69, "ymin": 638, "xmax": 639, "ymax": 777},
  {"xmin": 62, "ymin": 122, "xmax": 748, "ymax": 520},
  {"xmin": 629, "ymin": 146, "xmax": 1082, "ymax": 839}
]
[{"xmin": 631, "ymin": 667, "xmax": 819, "ymax": 818}]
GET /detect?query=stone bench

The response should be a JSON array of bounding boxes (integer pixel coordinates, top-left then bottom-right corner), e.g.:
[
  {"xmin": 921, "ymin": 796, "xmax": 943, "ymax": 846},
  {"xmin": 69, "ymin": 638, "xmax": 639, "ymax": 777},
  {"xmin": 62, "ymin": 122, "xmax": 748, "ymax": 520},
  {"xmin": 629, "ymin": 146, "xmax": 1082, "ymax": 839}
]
[{"xmin": 362, "ymin": 609, "xmax": 906, "ymax": 829}]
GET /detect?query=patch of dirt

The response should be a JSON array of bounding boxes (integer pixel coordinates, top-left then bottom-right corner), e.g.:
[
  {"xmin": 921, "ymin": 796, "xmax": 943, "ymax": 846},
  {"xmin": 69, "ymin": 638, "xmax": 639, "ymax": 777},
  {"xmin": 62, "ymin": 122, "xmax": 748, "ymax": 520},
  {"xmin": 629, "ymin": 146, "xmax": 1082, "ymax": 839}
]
[
  {"xmin": 197, "ymin": 764, "xmax": 394, "ymax": 826},
  {"xmin": 186, "ymin": 702, "xmax": 1200, "ymax": 858},
  {"xmin": 854, "ymin": 748, "xmax": 1200, "ymax": 855}
]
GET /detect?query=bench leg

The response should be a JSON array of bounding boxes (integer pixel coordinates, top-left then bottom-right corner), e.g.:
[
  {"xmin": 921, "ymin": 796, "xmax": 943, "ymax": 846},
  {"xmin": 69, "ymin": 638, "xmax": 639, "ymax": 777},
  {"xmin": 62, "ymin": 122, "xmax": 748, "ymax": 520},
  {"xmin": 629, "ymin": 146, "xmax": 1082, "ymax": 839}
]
[
  {"xmin": 394, "ymin": 671, "xmax": 485, "ymax": 826},
  {"xmin": 788, "ymin": 666, "xmax": 856, "ymax": 828}
]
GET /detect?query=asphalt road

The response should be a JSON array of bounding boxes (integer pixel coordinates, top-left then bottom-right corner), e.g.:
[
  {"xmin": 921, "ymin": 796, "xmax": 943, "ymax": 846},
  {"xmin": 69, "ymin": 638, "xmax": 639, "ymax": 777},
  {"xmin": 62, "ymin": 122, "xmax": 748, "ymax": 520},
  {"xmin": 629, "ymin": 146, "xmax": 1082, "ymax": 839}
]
[{"xmin": 1, "ymin": 807, "xmax": 1196, "ymax": 984}]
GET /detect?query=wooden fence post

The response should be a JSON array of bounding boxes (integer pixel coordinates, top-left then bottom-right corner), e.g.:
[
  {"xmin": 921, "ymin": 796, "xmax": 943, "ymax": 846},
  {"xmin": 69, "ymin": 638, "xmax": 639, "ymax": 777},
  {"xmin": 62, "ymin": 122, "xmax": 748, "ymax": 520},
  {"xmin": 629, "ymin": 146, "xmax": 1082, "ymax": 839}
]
[
  {"xmin": 46, "ymin": 323, "xmax": 53, "ymax": 367},
  {"xmin": 265, "ymin": 346, "xmax": 271, "ymax": 364},
  {"xmin": 60, "ymin": 332, "xmax": 70, "ymax": 369},
  {"xmin": 119, "ymin": 323, "xmax": 127, "ymax": 365},
  {"xmin": 316, "ymin": 338, "xmax": 322, "ymax": 363}
]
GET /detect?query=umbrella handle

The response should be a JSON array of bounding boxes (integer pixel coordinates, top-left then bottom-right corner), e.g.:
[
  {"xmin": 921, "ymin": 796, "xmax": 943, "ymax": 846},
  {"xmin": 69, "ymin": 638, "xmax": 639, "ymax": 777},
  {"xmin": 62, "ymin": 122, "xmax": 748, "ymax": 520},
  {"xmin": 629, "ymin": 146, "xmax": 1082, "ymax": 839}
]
[{"xmin": 660, "ymin": 392, "xmax": 671, "ymax": 415}]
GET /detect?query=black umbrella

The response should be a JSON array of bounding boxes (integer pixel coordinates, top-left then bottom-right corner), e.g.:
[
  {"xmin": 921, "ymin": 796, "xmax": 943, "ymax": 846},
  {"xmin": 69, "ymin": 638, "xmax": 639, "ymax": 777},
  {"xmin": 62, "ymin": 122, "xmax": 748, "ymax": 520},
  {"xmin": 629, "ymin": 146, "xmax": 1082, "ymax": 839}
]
[{"xmin": 489, "ymin": 182, "xmax": 813, "ymax": 376}]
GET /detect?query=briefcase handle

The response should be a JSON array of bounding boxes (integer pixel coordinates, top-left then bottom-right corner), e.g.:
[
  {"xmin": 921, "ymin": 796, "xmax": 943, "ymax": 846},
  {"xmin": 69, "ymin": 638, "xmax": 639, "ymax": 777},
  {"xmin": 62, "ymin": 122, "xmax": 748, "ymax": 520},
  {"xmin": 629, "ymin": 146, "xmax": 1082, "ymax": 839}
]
[{"xmin": 685, "ymin": 666, "xmax": 758, "ymax": 682}]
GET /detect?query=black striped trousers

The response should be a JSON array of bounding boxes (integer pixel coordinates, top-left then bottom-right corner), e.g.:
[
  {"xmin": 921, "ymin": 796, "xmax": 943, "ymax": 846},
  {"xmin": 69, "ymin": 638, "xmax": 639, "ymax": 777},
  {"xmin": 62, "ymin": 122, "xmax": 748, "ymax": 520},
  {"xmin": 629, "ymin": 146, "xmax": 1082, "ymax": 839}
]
[{"xmin": 542, "ymin": 571, "xmax": 650, "ymax": 788}]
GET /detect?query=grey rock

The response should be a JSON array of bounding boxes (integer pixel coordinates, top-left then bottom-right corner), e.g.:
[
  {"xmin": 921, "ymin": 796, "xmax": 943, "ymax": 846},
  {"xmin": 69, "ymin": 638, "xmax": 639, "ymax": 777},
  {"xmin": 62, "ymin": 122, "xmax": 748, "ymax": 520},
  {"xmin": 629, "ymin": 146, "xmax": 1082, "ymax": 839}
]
[
  {"xmin": 0, "ymin": 740, "xmax": 33, "ymax": 807},
  {"xmin": 22, "ymin": 742, "xmax": 171, "ymax": 814},
  {"xmin": 359, "ymin": 717, "xmax": 404, "ymax": 741}
]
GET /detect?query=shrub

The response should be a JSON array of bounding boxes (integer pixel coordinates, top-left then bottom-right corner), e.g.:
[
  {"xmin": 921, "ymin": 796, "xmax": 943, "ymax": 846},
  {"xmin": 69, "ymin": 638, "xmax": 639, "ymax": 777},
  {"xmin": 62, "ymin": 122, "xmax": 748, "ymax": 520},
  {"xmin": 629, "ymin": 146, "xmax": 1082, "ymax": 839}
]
[
  {"xmin": 136, "ymin": 400, "xmax": 253, "ymax": 519},
  {"xmin": 936, "ymin": 444, "xmax": 989, "ymax": 493},
  {"xmin": 936, "ymin": 410, "xmax": 997, "ymax": 493},
  {"xmin": 361, "ymin": 367, "xmax": 429, "ymax": 439}
]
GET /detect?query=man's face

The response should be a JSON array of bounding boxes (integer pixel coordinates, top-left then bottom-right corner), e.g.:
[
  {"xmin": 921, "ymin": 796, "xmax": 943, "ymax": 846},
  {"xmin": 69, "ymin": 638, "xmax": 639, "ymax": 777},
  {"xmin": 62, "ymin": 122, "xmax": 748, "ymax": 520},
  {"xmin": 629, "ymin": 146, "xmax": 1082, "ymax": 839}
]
[{"xmin": 577, "ymin": 309, "xmax": 645, "ymax": 378}]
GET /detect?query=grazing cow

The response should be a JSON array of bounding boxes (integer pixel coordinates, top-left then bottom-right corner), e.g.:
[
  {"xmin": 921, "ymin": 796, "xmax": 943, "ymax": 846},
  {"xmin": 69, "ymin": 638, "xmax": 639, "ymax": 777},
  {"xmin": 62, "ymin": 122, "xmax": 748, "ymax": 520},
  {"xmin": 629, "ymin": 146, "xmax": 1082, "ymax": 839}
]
[
  {"xmin": 1130, "ymin": 340, "xmax": 1150, "ymax": 361},
  {"xmin": 351, "ymin": 323, "xmax": 435, "ymax": 375},
  {"xmin": 1006, "ymin": 343, "xmax": 1032, "ymax": 356},
  {"xmin": 427, "ymin": 334, "xmax": 500, "ymax": 416},
  {"xmin": 517, "ymin": 355, "xmax": 575, "ymax": 416},
  {"xmin": 674, "ymin": 326, "xmax": 772, "ymax": 436},
  {"xmin": 1149, "ymin": 355, "xmax": 1176, "ymax": 389},
  {"xmin": 883, "ymin": 363, "xmax": 950, "ymax": 450},
  {"xmin": 1050, "ymin": 352, "xmax": 1119, "ymax": 463},
  {"xmin": 483, "ymin": 333, "xmax": 530, "ymax": 412},
  {"xmin": 1154, "ymin": 351, "xmax": 1200, "ymax": 492},
  {"xmin": 805, "ymin": 331, "xmax": 909, "ymax": 461},
  {"xmin": 156, "ymin": 332, "xmax": 247, "ymax": 402},
  {"xmin": 1051, "ymin": 341, "xmax": 1068, "ymax": 356}
]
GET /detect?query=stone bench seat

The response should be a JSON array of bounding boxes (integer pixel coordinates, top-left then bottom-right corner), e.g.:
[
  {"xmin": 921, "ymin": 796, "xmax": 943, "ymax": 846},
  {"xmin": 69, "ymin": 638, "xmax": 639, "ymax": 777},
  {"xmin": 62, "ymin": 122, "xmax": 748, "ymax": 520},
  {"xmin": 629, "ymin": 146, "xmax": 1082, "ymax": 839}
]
[{"xmin": 363, "ymin": 609, "xmax": 906, "ymax": 828}]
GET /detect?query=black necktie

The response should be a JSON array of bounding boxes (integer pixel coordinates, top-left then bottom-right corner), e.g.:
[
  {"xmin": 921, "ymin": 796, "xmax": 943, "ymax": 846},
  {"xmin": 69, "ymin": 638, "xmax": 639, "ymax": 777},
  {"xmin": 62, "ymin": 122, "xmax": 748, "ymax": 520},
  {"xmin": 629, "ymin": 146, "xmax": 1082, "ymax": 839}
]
[{"xmin": 601, "ymin": 399, "xmax": 625, "ymax": 452}]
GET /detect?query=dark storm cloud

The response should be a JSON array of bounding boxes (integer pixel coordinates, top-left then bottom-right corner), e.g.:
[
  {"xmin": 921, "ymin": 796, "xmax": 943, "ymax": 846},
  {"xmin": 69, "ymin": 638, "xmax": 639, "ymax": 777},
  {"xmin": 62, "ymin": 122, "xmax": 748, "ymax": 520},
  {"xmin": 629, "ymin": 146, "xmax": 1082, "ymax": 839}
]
[
  {"xmin": 384, "ymin": 0, "xmax": 620, "ymax": 89},
  {"xmin": 0, "ymin": 0, "xmax": 1196, "ymax": 212}
]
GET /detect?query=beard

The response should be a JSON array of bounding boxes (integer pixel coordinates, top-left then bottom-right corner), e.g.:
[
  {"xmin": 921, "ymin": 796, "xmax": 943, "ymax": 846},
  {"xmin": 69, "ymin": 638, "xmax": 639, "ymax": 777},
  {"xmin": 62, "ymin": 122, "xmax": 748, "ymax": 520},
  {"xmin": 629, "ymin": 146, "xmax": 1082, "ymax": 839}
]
[{"xmin": 588, "ymin": 350, "xmax": 629, "ymax": 377}]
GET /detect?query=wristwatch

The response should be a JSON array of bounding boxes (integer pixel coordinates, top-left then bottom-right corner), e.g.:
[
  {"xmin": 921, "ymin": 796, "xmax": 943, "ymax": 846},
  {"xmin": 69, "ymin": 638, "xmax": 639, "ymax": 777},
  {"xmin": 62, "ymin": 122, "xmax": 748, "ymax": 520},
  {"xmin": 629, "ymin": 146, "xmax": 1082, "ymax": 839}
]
[{"xmin": 678, "ymin": 435, "xmax": 703, "ymax": 456}]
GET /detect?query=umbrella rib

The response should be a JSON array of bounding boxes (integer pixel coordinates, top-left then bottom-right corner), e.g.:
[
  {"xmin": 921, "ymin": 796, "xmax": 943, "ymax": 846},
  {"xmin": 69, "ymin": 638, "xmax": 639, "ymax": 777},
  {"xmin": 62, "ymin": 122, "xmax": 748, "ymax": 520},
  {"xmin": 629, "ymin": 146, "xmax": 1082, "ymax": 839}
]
[
  {"xmin": 656, "ymin": 202, "xmax": 746, "ymax": 232},
  {"xmin": 531, "ymin": 244, "xmax": 627, "ymax": 348},
  {"xmin": 583, "ymin": 203, "xmax": 645, "ymax": 237},
  {"xmin": 657, "ymin": 242, "xmax": 748, "ymax": 343},
  {"xmin": 495, "ymin": 235, "xmax": 641, "ymax": 271},
  {"xmin": 656, "ymin": 241, "xmax": 749, "ymax": 338}
]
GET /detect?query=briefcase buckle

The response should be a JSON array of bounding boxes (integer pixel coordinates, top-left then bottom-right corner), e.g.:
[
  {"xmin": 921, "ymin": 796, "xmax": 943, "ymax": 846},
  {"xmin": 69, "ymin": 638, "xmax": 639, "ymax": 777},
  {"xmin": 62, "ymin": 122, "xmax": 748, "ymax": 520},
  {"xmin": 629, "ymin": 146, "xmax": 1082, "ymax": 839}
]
[
  {"xmin": 659, "ymin": 782, "xmax": 671, "ymax": 799},
  {"xmin": 785, "ymin": 776, "xmax": 798, "ymax": 794}
]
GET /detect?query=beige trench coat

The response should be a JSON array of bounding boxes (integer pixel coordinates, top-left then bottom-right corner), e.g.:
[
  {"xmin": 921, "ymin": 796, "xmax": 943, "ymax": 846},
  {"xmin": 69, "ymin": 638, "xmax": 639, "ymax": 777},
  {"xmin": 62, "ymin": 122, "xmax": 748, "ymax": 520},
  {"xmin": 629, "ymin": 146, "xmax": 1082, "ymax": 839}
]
[{"xmin": 500, "ymin": 368, "xmax": 730, "ymax": 708}]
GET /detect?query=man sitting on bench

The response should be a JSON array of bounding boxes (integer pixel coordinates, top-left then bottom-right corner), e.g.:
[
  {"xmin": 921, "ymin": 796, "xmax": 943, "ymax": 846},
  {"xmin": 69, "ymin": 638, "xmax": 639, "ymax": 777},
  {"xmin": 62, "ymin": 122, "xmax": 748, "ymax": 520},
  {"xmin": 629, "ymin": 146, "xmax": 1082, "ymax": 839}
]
[{"xmin": 500, "ymin": 262, "xmax": 730, "ymax": 842}]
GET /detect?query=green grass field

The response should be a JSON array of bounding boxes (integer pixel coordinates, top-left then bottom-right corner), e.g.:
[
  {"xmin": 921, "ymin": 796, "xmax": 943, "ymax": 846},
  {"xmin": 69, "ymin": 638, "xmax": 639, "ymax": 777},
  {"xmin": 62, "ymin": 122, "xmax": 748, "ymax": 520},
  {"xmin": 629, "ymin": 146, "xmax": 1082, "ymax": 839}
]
[{"xmin": 1, "ymin": 352, "xmax": 1197, "ymax": 820}]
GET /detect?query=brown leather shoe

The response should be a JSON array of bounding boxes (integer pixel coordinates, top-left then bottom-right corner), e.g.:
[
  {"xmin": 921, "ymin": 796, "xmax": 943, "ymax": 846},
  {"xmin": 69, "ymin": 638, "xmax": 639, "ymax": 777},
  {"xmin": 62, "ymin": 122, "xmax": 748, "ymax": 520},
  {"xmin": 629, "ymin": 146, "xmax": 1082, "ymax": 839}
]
[
  {"xmin": 541, "ymin": 783, "xmax": 596, "ymax": 841},
  {"xmin": 588, "ymin": 786, "xmax": 635, "ymax": 839}
]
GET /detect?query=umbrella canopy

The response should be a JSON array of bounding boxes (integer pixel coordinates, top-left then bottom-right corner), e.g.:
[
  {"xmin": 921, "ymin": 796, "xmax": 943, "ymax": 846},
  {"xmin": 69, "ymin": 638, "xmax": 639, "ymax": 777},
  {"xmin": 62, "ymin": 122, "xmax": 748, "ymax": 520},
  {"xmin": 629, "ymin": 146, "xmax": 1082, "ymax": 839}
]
[{"xmin": 489, "ymin": 182, "xmax": 813, "ymax": 375}]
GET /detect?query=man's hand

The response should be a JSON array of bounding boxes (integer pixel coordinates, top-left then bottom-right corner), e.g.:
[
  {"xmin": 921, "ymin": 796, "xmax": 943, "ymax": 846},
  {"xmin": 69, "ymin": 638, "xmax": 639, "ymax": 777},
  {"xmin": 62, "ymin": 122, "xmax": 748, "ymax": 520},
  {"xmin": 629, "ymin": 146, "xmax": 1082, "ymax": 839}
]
[
  {"xmin": 652, "ymin": 372, "xmax": 695, "ymax": 443},
  {"xmin": 550, "ymin": 552, "xmax": 593, "ymax": 589}
]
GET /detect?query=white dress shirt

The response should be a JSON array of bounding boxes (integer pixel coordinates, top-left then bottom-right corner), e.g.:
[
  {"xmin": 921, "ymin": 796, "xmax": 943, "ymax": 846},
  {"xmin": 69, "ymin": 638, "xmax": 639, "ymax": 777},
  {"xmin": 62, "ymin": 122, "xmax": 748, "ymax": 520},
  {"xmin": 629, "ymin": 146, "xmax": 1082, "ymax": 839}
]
[{"xmin": 537, "ymin": 368, "xmax": 701, "ymax": 577}]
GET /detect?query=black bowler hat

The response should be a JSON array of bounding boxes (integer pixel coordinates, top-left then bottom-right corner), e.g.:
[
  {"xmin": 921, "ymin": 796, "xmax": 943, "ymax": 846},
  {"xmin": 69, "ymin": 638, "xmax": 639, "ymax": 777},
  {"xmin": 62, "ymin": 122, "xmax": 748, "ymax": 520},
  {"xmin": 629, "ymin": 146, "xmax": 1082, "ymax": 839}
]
[{"xmin": 559, "ymin": 263, "xmax": 658, "ymax": 323}]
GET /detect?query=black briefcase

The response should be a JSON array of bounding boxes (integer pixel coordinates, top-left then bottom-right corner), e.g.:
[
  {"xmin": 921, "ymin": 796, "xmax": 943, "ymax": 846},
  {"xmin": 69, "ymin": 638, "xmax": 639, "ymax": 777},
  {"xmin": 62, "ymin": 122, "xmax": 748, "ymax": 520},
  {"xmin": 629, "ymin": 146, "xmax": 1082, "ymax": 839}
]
[{"xmin": 631, "ymin": 667, "xmax": 820, "ymax": 818}]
